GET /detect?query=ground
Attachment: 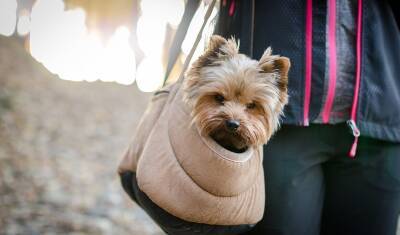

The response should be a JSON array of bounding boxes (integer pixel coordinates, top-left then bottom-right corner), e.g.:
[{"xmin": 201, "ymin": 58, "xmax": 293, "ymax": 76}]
[{"xmin": 0, "ymin": 36, "xmax": 163, "ymax": 235}]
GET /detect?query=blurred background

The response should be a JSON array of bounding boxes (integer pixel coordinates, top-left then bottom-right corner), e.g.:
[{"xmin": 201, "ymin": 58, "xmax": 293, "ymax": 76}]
[{"xmin": 0, "ymin": 0, "xmax": 217, "ymax": 234}]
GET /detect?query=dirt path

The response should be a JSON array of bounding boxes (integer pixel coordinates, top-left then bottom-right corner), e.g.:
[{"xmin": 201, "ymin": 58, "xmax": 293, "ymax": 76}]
[{"xmin": 0, "ymin": 36, "xmax": 163, "ymax": 235}]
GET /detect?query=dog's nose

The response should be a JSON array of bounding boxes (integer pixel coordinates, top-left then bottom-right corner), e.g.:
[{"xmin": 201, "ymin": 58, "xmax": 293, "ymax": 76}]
[{"xmin": 225, "ymin": 120, "xmax": 240, "ymax": 131}]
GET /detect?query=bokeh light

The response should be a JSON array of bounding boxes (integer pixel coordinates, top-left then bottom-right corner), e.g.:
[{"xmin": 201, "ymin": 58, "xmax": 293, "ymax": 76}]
[
  {"xmin": 140, "ymin": 0, "xmax": 184, "ymax": 26},
  {"xmin": 100, "ymin": 27, "xmax": 136, "ymax": 85},
  {"xmin": 0, "ymin": 0, "xmax": 217, "ymax": 92},
  {"xmin": 136, "ymin": 57, "xmax": 164, "ymax": 92},
  {"xmin": 136, "ymin": 15, "xmax": 166, "ymax": 57},
  {"xmin": 0, "ymin": 0, "xmax": 17, "ymax": 36},
  {"xmin": 134, "ymin": 0, "xmax": 185, "ymax": 92},
  {"xmin": 29, "ymin": 0, "xmax": 136, "ymax": 85},
  {"xmin": 17, "ymin": 12, "xmax": 31, "ymax": 36}
]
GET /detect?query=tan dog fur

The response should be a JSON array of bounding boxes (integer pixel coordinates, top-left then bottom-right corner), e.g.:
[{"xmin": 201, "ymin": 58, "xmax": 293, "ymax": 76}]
[{"xmin": 183, "ymin": 35, "xmax": 290, "ymax": 152}]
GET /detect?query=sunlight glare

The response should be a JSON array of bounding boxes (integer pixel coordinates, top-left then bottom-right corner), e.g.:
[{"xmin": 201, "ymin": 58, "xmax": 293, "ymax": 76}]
[
  {"xmin": 101, "ymin": 27, "xmax": 136, "ymax": 85},
  {"xmin": 136, "ymin": 57, "xmax": 164, "ymax": 92},
  {"xmin": 17, "ymin": 12, "xmax": 31, "ymax": 36},
  {"xmin": 136, "ymin": 16, "xmax": 166, "ymax": 57},
  {"xmin": 0, "ymin": 0, "xmax": 17, "ymax": 36},
  {"xmin": 29, "ymin": 0, "xmax": 136, "ymax": 85},
  {"xmin": 22, "ymin": 0, "xmax": 197, "ymax": 91},
  {"xmin": 140, "ymin": 0, "xmax": 184, "ymax": 26}
]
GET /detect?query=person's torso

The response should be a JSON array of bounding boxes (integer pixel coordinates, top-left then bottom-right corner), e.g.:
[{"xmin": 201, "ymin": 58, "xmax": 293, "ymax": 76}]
[{"xmin": 214, "ymin": 0, "xmax": 400, "ymax": 143}]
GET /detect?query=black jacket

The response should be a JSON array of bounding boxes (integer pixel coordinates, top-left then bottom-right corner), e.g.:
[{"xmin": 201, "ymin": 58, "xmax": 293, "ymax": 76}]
[{"xmin": 214, "ymin": 0, "xmax": 400, "ymax": 143}]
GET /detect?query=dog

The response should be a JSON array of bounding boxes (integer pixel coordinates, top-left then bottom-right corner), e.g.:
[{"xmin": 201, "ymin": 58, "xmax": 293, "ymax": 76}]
[{"xmin": 183, "ymin": 35, "xmax": 290, "ymax": 153}]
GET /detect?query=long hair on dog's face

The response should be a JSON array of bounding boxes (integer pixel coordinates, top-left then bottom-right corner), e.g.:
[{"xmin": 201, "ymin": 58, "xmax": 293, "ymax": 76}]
[{"xmin": 183, "ymin": 35, "xmax": 290, "ymax": 152}]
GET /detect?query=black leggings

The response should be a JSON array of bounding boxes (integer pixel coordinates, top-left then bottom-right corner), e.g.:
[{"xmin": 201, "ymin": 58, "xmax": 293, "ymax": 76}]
[{"xmin": 246, "ymin": 124, "xmax": 400, "ymax": 235}]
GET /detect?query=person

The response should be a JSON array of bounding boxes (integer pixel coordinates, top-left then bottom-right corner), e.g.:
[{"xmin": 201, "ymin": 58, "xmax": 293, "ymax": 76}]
[{"xmin": 214, "ymin": 0, "xmax": 400, "ymax": 235}]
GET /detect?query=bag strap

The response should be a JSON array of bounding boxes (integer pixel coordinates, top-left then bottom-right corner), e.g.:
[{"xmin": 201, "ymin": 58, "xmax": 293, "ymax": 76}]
[
  {"xmin": 177, "ymin": 0, "xmax": 216, "ymax": 84},
  {"xmin": 163, "ymin": 0, "xmax": 201, "ymax": 85},
  {"xmin": 164, "ymin": 0, "xmax": 217, "ymax": 86}
]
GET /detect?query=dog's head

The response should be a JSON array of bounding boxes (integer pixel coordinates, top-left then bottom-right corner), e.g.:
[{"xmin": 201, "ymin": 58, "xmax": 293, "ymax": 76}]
[{"xmin": 183, "ymin": 35, "xmax": 290, "ymax": 151}]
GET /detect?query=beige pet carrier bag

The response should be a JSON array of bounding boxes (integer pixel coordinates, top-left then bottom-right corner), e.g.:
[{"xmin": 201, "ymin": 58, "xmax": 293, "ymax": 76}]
[{"xmin": 118, "ymin": 0, "xmax": 265, "ymax": 226}]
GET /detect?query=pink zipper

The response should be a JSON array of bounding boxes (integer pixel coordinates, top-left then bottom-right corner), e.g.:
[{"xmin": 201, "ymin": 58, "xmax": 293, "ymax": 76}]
[
  {"xmin": 348, "ymin": 0, "xmax": 363, "ymax": 158},
  {"xmin": 303, "ymin": 0, "xmax": 313, "ymax": 126},
  {"xmin": 303, "ymin": 0, "xmax": 362, "ymax": 156},
  {"xmin": 229, "ymin": 0, "xmax": 236, "ymax": 16},
  {"xmin": 321, "ymin": 0, "xmax": 338, "ymax": 123}
]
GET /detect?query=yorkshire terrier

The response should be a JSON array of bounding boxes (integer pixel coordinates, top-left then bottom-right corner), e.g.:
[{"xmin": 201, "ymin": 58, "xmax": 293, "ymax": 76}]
[{"xmin": 183, "ymin": 35, "xmax": 290, "ymax": 153}]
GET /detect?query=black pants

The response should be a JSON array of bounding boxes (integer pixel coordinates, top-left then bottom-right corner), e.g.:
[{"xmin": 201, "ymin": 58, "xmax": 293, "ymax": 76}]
[{"xmin": 246, "ymin": 124, "xmax": 400, "ymax": 235}]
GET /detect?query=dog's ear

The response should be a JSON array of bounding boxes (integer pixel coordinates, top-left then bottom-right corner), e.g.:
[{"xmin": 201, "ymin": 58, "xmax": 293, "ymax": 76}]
[
  {"xmin": 259, "ymin": 47, "xmax": 290, "ymax": 105},
  {"xmin": 184, "ymin": 36, "xmax": 239, "ymax": 105},
  {"xmin": 196, "ymin": 35, "xmax": 239, "ymax": 67}
]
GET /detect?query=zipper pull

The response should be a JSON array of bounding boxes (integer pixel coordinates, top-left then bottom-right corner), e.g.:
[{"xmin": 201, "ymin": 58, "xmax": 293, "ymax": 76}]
[{"xmin": 347, "ymin": 119, "xmax": 360, "ymax": 158}]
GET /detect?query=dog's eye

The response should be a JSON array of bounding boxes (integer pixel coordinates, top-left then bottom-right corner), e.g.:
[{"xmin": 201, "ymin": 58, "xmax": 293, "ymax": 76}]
[
  {"xmin": 246, "ymin": 102, "xmax": 256, "ymax": 109},
  {"xmin": 215, "ymin": 94, "xmax": 225, "ymax": 104}
]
